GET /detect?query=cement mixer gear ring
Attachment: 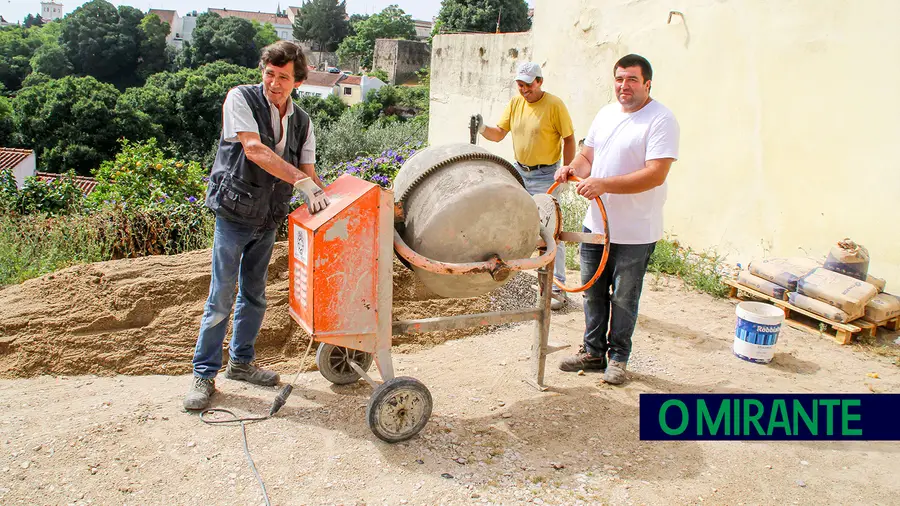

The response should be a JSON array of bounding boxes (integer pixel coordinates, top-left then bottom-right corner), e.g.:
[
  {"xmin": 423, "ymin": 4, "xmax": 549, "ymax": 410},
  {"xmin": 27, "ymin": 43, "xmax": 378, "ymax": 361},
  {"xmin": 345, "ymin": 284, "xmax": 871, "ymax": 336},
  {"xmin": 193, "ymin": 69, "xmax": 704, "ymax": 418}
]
[
  {"xmin": 396, "ymin": 152, "xmax": 525, "ymax": 207},
  {"xmin": 547, "ymin": 176, "xmax": 610, "ymax": 293},
  {"xmin": 366, "ymin": 376, "xmax": 433, "ymax": 443}
]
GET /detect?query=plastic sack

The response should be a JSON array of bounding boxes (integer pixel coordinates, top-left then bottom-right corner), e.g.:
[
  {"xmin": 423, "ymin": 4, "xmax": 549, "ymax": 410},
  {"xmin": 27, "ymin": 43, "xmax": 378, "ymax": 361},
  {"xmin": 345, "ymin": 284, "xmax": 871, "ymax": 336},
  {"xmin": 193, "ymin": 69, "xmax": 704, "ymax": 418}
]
[{"xmin": 823, "ymin": 239, "xmax": 870, "ymax": 281}]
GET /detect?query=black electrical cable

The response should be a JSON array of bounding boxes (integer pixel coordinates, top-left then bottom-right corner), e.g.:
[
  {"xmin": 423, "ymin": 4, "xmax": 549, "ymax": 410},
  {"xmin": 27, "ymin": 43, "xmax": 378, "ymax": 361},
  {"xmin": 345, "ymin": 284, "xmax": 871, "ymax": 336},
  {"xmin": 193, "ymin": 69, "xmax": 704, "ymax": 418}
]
[
  {"xmin": 199, "ymin": 408, "xmax": 273, "ymax": 506},
  {"xmin": 198, "ymin": 337, "xmax": 315, "ymax": 506}
]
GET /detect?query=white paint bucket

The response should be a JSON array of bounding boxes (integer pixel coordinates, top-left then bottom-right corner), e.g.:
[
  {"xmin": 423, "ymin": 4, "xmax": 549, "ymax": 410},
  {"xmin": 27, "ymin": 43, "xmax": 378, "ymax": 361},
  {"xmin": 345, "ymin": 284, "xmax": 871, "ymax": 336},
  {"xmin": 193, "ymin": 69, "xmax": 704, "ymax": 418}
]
[{"xmin": 733, "ymin": 301, "xmax": 785, "ymax": 364}]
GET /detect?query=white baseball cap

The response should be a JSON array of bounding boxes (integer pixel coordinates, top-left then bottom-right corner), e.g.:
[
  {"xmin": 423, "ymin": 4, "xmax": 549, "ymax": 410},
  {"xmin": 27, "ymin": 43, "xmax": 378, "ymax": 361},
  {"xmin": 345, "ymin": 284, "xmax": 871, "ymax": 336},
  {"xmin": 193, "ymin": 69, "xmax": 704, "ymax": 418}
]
[{"xmin": 515, "ymin": 62, "xmax": 542, "ymax": 84}]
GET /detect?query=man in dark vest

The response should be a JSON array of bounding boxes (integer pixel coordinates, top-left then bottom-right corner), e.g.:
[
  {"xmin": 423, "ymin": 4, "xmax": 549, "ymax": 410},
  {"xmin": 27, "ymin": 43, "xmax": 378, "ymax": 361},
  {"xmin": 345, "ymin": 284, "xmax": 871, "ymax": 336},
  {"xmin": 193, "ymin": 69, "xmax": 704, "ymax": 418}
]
[{"xmin": 184, "ymin": 41, "xmax": 330, "ymax": 411}]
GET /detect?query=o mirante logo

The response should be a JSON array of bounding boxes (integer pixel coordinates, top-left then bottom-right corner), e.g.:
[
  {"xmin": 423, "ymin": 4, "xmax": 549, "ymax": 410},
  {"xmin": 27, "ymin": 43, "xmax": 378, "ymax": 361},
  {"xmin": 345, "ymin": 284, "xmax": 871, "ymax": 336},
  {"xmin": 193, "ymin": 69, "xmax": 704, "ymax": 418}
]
[{"xmin": 639, "ymin": 394, "xmax": 900, "ymax": 441}]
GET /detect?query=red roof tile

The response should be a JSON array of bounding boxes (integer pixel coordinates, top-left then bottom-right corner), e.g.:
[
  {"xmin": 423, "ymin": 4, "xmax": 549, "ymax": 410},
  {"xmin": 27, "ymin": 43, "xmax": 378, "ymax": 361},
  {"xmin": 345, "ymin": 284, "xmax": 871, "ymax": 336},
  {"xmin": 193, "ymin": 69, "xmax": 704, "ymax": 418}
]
[
  {"xmin": 0, "ymin": 148, "xmax": 33, "ymax": 170},
  {"xmin": 148, "ymin": 9, "xmax": 176, "ymax": 26},
  {"xmin": 304, "ymin": 71, "xmax": 345, "ymax": 87},
  {"xmin": 35, "ymin": 172, "xmax": 101, "ymax": 195},
  {"xmin": 342, "ymin": 75, "xmax": 362, "ymax": 86},
  {"xmin": 209, "ymin": 8, "xmax": 291, "ymax": 25}
]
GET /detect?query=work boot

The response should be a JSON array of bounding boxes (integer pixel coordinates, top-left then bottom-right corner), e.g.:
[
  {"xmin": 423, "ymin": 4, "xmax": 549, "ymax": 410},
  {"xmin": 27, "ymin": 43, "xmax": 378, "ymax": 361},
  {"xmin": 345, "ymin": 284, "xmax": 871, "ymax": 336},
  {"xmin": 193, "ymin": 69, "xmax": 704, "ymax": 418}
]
[
  {"xmin": 550, "ymin": 291, "xmax": 567, "ymax": 311},
  {"xmin": 183, "ymin": 376, "xmax": 215, "ymax": 411},
  {"xmin": 225, "ymin": 361, "xmax": 280, "ymax": 387},
  {"xmin": 558, "ymin": 346, "xmax": 607, "ymax": 372},
  {"xmin": 603, "ymin": 360, "xmax": 628, "ymax": 385}
]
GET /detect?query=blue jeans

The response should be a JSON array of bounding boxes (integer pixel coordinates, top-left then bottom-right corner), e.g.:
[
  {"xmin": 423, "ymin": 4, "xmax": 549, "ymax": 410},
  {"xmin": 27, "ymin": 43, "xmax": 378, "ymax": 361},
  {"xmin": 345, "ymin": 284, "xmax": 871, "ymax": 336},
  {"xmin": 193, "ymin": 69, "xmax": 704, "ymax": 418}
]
[
  {"xmin": 192, "ymin": 216, "xmax": 277, "ymax": 378},
  {"xmin": 514, "ymin": 161, "xmax": 566, "ymax": 287},
  {"xmin": 580, "ymin": 226, "xmax": 656, "ymax": 363}
]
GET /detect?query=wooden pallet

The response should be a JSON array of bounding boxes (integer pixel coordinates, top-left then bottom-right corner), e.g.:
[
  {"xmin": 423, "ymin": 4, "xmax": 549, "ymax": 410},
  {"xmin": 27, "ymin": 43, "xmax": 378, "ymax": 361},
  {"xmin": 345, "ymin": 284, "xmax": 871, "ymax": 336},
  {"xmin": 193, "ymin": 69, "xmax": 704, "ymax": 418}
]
[
  {"xmin": 854, "ymin": 315, "xmax": 900, "ymax": 337},
  {"xmin": 723, "ymin": 278, "xmax": 862, "ymax": 345}
]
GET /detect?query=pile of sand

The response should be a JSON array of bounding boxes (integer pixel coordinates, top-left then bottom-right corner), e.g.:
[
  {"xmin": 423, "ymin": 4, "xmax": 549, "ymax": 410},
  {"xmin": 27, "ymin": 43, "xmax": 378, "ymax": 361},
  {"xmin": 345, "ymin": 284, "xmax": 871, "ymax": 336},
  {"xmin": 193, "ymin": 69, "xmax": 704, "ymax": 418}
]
[{"xmin": 0, "ymin": 243, "xmax": 537, "ymax": 378}]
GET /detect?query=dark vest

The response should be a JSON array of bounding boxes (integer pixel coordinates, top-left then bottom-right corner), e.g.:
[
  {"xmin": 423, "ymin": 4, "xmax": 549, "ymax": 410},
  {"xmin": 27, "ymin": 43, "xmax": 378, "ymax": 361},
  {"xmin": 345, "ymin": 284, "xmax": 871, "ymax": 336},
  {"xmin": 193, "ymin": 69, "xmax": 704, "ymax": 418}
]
[{"xmin": 205, "ymin": 84, "xmax": 311, "ymax": 229}]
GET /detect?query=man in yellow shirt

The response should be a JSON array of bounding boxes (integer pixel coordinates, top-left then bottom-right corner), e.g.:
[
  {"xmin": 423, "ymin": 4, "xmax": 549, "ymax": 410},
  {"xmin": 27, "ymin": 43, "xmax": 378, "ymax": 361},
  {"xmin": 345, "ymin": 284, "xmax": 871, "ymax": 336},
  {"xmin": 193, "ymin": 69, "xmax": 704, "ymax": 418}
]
[{"xmin": 473, "ymin": 62, "xmax": 576, "ymax": 309}]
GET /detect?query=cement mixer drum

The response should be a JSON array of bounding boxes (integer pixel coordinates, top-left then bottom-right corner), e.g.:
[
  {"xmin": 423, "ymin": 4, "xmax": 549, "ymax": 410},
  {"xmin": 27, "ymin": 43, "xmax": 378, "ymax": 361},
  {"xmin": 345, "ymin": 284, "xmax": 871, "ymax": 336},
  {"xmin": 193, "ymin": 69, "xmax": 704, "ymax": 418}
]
[{"xmin": 394, "ymin": 143, "xmax": 539, "ymax": 298}]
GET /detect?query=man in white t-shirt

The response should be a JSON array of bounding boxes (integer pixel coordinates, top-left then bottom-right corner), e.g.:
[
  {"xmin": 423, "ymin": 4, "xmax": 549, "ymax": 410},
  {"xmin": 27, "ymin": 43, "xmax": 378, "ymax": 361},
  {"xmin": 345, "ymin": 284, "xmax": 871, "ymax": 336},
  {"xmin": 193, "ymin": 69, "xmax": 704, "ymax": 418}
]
[{"xmin": 554, "ymin": 54, "xmax": 680, "ymax": 385}]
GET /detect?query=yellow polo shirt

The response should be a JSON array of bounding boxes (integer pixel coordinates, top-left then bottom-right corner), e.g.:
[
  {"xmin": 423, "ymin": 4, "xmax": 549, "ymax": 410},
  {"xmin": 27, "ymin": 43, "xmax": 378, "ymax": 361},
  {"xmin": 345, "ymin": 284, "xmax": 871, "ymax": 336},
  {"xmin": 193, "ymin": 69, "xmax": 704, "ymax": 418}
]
[{"xmin": 497, "ymin": 92, "xmax": 574, "ymax": 166}]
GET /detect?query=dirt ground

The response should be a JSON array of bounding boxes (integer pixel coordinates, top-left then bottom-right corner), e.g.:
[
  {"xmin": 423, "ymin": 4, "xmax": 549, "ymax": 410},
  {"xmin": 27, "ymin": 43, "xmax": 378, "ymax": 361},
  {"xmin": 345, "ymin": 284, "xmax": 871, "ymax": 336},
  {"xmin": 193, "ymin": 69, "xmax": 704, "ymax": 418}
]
[{"xmin": 0, "ymin": 250, "xmax": 899, "ymax": 505}]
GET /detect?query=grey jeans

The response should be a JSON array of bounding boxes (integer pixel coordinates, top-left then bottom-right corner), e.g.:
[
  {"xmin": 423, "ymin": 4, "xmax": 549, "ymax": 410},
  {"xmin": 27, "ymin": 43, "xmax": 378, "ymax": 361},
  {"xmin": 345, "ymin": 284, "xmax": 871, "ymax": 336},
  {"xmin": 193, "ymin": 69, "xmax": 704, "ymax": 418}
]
[{"xmin": 514, "ymin": 161, "xmax": 566, "ymax": 287}]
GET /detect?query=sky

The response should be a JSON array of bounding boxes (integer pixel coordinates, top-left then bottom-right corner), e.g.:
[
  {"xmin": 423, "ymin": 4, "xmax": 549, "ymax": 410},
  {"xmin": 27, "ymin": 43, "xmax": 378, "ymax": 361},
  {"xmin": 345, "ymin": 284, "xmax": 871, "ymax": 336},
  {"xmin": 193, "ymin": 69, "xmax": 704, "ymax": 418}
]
[{"xmin": 3, "ymin": 0, "xmax": 534, "ymax": 25}]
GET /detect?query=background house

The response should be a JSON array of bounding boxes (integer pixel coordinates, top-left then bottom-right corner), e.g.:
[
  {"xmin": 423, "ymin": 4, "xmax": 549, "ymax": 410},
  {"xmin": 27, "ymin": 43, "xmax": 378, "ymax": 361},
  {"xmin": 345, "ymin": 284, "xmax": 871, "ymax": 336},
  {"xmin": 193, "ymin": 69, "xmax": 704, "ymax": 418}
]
[
  {"xmin": 0, "ymin": 148, "xmax": 36, "ymax": 189},
  {"xmin": 208, "ymin": 8, "xmax": 294, "ymax": 41},
  {"xmin": 297, "ymin": 71, "xmax": 344, "ymax": 99},
  {"xmin": 35, "ymin": 172, "xmax": 100, "ymax": 194},
  {"xmin": 338, "ymin": 75, "xmax": 387, "ymax": 106}
]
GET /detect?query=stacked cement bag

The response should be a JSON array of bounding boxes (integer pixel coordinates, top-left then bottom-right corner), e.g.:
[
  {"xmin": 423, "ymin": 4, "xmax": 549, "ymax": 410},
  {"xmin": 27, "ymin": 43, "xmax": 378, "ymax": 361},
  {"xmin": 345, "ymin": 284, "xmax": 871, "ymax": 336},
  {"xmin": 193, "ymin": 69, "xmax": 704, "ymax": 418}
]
[
  {"xmin": 823, "ymin": 239, "xmax": 869, "ymax": 281},
  {"xmin": 737, "ymin": 270, "xmax": 787, "ymax": 299},
  {"xmin": 792, "ymin": 268, "xmax": 878, "ymax": 323},
  {"xmin": 747, "ymin": 257, "xmax": 821, "ymax": 291},
  {"xmin": 863, "ymin": 293, "xmax": 900, "ymax": 323},
  {"xmin": 865, "ymin": 274, "xmax": 886, "ymax": 293}
]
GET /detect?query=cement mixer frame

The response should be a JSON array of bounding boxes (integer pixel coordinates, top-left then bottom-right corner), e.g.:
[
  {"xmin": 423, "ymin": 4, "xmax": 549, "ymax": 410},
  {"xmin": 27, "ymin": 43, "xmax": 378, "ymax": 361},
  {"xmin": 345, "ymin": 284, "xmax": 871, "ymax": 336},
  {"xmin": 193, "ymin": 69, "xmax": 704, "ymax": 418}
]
[{"xmin": 288, "ymin": 169, "xmax": 608, "ymax": 443}]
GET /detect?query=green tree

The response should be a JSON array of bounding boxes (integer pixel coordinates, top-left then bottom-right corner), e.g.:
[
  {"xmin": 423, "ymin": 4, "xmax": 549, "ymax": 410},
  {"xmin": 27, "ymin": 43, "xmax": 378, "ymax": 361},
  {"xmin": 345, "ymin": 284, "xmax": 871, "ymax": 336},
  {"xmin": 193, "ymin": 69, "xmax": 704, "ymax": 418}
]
[
  {"xmin": 337, "ymin": 5, "xmax": 416, "ymax": 70},
  {"xmin": 435, "ymin": 0, "xmax": 531, "ymax": 35},
  {"xmin": 12, "ymin": 75, "xmax": 134, "ymax": 175},
  {"xmin": 348, "ymin": 14, "xmax": 370, "ymax": 35},
  {"xmin": 292, "ymin": 0, "xmax": 350, "ymax": 52},
  {"xmin": 0, "ymin": 95, "xmax": 14, "ymax": 146},
  {"xmin": 190, "ymin": 13, "xmax": 270, "ymax": 68},
  {"xmin": 119, "ymin": 62, "xmax": 260, "ymax": 159},
  {"xmin": 296, "ymin": 93, "xmax": 347, "ymax": 129},
  {"xmin": 61, "ymin": 0, "xmax": 141, "ymax": 87},
  {"xmin": 0, "ymin": 25, "xmax": 44, "ymax": 91},
  {"xmin": 137, "ymin": 13, "xmax": 170, "ymax": 80},
  {"xmin": 23, "ymin": 14, "xmax": 45, "ymax": 28},
  {"xmin": 30, "ymin": 44, "xmax": 73, "ymax": 78},
  {"xmin": 252, "ymin": 21, "xmax": 279, "ymax": 50},
  {"xmin": 20, "ymin": 71, "xmax": 51, "ymax": 88}
]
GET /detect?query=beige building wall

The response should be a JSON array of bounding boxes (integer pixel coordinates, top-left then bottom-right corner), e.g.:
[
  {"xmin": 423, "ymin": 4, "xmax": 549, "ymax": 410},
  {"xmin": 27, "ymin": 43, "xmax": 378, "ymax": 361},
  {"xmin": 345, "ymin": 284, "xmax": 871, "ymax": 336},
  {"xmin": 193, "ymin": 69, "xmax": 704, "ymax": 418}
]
[
  {"xmin": 429, "ymin": 33, "xmax": 533, "ymax": 157},
  {"xmin": 430, "ymin": 0, "xmax": 900, "ymax": 290},
  {"xmin": 340, "ymin": 84, "xmax": 363, "ymax": 106}
]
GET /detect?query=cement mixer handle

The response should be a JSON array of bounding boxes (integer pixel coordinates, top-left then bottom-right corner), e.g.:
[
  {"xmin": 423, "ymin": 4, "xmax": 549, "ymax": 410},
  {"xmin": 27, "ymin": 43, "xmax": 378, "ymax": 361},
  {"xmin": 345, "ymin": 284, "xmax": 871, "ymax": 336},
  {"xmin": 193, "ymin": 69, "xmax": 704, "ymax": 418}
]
[
  {"xmin": 393, "ymin": 225, "xmax": 558, "ymax": 282},
  {"xmin": 546, "ymin": 176, "xmax": 610, "ymax": 293}
]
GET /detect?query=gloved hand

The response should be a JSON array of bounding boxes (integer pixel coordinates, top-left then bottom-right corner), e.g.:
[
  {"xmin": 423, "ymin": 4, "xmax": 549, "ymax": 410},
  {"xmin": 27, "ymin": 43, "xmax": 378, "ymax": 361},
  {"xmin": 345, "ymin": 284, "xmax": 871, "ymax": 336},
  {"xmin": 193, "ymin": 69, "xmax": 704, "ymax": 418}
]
[
  {"xmin": 293, "ymin": 177, "xmax": 330, "ymax": 214},
  {"xmin": 471, "ymin": 113, "xmax": 486, "ymax": 134}
]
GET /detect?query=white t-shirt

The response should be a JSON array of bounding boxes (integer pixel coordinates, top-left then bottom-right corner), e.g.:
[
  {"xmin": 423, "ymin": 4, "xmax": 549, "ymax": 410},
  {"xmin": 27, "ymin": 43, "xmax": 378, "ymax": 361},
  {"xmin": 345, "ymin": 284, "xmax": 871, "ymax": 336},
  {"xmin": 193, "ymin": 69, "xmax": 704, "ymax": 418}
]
[
  {"xmin": 222, "ymin": 86, "xmax": 316, "ymax": 164},
  {"xmin": 583, "ymin": 99, "xmax": 680, "ymax": 244}
]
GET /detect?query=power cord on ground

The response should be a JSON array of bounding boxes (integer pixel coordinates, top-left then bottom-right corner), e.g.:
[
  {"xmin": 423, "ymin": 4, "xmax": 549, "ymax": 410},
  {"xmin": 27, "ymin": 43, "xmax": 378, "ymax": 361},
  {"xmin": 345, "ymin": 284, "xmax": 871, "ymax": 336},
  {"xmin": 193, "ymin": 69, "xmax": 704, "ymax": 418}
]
[{"xmin": 199, "ymin": 336, "xmax": 316, "ymax": 506}]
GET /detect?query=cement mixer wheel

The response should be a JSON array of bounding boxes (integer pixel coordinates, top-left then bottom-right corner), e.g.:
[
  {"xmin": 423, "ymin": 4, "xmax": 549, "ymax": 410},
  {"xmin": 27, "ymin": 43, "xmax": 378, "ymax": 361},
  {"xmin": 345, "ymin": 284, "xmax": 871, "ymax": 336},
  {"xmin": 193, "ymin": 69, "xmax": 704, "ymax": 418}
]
[
  {"xmin": 366, "ymin": 376, "xmax": 433, "ymax": 443},
  {"xmin": 316, "ymin": 343, "xmax": 373, "ymax": 385}
]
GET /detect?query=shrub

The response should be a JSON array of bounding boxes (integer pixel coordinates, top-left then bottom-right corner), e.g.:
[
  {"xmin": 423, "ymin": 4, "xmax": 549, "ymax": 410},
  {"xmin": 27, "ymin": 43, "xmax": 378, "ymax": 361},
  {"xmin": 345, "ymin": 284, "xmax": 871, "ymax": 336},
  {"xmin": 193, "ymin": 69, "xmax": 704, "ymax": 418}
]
[
  {"xmin": 0, "ymin": 211, "xmax": 112, "ymax": 286},
  {"xmin": 89, "ymin": 138, "xmax": 207, "ymax": 210},
  {"xmin": 0, "ymin": 168, "xmax": 85, "ymax": 216},
  {"xmin": 315, "ymin": 107, "xmax": 427, "ymax": 170},
  {"xmin": 0, "ymin": 204, "xmax": 215, "ymax": 287},
  {"xmin": 317, "ymin": 142, "xmax": 423, "ymax": 189}
]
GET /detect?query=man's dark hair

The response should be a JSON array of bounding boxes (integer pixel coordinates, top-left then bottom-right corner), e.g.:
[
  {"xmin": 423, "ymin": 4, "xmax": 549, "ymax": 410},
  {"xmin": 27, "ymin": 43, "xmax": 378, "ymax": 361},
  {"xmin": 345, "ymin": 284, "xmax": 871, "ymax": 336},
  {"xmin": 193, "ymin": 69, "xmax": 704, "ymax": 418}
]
[
  {"xmin": 614, "ymin": 54, "xmax": 652, "ymax": 82},
  {"xmin": 260, "ymin": 41, "xmax": 309, "ymax": 82}
]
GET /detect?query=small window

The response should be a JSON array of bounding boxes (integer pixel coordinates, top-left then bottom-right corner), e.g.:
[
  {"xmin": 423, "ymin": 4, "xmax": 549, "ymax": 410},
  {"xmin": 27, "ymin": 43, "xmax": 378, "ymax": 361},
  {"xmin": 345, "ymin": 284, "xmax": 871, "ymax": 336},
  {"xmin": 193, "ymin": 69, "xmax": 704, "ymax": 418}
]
[{"xmin": 344, "ymin": 87, "xmax": 352, "ymax": 95}]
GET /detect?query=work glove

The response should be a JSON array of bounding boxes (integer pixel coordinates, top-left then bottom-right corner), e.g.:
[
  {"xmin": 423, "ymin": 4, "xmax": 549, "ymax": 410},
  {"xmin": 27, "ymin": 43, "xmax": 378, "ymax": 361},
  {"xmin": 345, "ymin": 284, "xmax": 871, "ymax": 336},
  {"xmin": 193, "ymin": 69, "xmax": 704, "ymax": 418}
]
[
  {"xmin": 293, "ymin": 177, "xmax": 330, "ymax": 214},
  {"xmin": 471, "ymin": 113, "xmax": 486, "ymax": 134}
]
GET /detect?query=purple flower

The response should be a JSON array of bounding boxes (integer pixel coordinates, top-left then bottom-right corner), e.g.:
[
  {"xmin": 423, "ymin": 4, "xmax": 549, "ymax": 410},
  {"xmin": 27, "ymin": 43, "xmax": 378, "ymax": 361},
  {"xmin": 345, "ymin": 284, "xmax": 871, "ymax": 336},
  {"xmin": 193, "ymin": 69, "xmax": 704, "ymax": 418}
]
[{"xmin": 187, "ymin": 196, "xmax": 197, "ymax": 203}]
